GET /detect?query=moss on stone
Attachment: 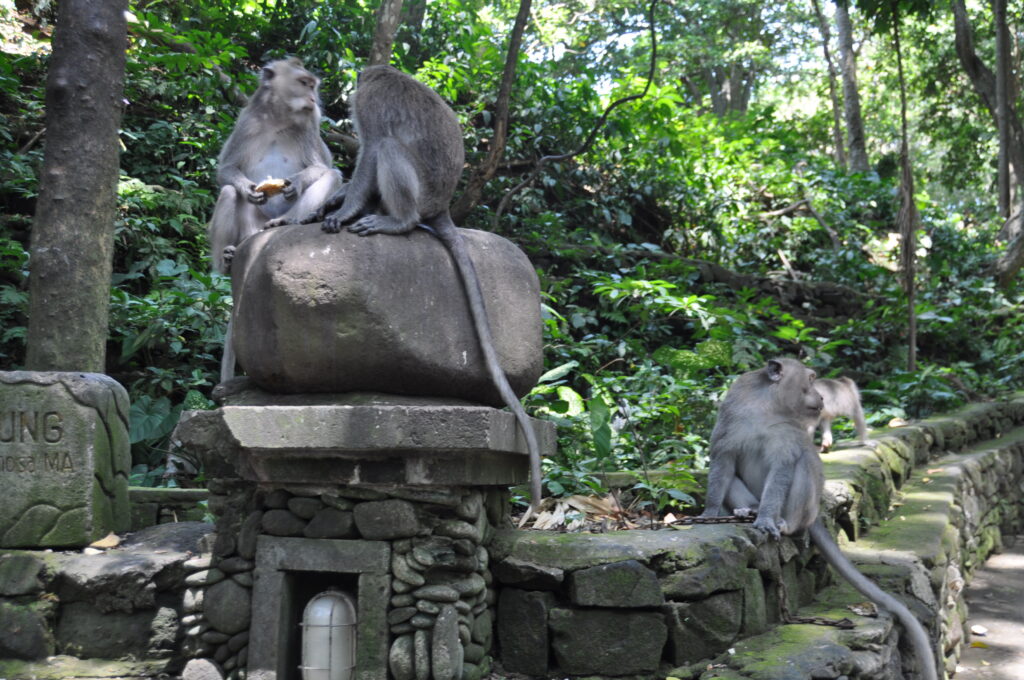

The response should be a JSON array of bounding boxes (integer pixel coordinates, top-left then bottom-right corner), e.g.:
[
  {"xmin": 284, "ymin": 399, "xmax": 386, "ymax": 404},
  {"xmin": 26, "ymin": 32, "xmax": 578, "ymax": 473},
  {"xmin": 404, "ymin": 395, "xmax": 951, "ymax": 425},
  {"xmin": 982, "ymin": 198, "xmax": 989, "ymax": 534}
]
[
  {"xmin": 0, "ymin": 655, "xmax": 165, "ymax": 679},
  {"xmin": 490, "ymin": 525, "xmax": 751, "ymax": 572}
]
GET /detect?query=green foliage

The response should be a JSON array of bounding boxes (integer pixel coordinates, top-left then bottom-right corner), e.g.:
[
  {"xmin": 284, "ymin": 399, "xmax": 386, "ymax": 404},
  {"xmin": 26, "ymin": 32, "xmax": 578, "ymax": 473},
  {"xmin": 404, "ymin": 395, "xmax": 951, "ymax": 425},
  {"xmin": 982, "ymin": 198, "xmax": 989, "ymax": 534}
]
[{"xmin": 2, "ymin": 0, "xmax": 1023, "ymax": 495}]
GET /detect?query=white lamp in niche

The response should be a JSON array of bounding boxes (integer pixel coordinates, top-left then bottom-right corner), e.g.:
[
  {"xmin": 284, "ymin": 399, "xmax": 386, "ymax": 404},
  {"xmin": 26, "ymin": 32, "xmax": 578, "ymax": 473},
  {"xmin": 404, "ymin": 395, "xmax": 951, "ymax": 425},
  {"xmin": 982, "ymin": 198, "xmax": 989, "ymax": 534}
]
[{"xmin": 300, "ymin": 588, "xmax": 357, "ymax": 680}]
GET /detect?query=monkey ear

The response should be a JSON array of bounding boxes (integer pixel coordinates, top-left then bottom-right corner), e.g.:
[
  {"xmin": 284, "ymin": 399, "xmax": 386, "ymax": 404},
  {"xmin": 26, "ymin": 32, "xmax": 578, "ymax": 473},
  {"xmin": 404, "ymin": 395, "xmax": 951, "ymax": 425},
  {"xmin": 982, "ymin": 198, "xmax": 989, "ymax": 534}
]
[
  {"xmin": 262, "ymin": 66, "xmax": 276, "ymax": 81},
  {"xmin": 767, "ymin": 359, "xmax": 784, "ymax": 382}
]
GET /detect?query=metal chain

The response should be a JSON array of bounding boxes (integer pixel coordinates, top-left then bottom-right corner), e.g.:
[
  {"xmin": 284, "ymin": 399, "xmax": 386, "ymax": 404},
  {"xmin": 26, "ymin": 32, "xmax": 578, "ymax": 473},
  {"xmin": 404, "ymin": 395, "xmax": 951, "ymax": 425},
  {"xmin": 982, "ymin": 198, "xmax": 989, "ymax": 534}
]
[
  {"xmin": 775, "ymin": 543, "xmax": 855, "ymax": 629},
  {"xmin": 667, "ymin": 515, "xmax": 756, "ymax": 525}
]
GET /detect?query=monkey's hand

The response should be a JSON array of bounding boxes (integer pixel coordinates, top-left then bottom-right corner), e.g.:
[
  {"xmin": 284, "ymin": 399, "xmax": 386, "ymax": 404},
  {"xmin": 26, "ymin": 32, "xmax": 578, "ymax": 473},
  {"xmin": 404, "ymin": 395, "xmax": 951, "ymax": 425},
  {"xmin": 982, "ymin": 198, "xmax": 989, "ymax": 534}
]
[
  {"xmin": 244, "ymin": 183, "xmax": 267, "ymax": 205},
  {"xmin": 281, "ymin": 179, "xmax": 297, "ymax": 201},
  {"xmin": 221, "ymin": 245, "xmax": 236, "ymax": 272}
]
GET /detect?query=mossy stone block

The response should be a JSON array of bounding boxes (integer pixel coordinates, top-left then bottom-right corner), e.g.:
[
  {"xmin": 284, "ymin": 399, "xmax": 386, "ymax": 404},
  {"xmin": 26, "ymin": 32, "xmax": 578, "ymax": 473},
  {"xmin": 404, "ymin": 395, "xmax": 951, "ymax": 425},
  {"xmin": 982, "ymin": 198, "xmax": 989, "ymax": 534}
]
[{"xmin": 0, "ymin": 372, "xmax": 130, "ymax": 548}]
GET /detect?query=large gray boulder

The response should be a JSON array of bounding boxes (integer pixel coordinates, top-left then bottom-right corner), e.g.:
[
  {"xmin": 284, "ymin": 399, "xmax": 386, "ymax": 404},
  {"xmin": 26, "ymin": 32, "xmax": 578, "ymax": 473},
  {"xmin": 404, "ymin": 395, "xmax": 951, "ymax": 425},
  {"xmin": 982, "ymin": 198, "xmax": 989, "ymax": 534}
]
[{"xmin": 229, "ymin": 223, "xmax": 543, "ymax": 406}]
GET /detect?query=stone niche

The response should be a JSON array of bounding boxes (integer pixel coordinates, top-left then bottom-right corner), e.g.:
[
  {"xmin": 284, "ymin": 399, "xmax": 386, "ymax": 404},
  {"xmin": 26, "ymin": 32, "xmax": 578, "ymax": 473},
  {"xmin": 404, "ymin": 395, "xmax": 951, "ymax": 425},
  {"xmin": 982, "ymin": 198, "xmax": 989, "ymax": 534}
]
[{"xmin": 0, "ymin": 371, "xmax": 131, "ymax": 548}]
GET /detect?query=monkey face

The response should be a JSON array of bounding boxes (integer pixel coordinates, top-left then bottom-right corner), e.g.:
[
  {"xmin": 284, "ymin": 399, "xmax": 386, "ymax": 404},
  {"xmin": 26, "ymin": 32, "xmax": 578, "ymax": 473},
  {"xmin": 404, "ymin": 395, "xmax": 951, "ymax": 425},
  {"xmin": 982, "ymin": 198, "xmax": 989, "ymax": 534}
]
[
  {"xmin": 803, "ymin": 373, "xmax": 824, "ymax": 420},
  {"xmin": 262, "ymin": 58, "xmax": 322, "ymax": 116},
  {"xmin": 767, "ymin": 358, "xmax": 823, "ymax": 424},
  {"xmin": 286, "ymin": 71, "xmax": 320, "ymax": 113}
]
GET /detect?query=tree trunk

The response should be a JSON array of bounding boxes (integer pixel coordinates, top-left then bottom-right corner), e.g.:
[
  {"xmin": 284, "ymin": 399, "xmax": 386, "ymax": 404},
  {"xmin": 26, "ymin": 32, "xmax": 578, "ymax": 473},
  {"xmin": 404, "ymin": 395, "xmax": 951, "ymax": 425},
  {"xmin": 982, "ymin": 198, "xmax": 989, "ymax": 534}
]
[
  {"xmin": 368, "ymin": 0, "xmax": 404, "ymax": 67},
  {"xmin": 994, "ymin": 0, "xmax": 1010, "ymax": 216},
  {"xmin": 952, "ymin": 0, "xmax": 1024, "ymax": 285},
  {"xmin": 399, "ymin": 0, "xmax": 426, "ymax": 57},
  {"xmin": 834, "ymin": 0, "xmax": 869, "ymax": 173},
  {"xmin": 952, "ymin": 0, "xmax": 1024, "ymax": 185},
  {"xmin": 893, "ymin": 13, "xmax": 918, "ymax": 372},
  {"xmin": 25, "ymin": 0, "xmax": 128, "ymax": 372},
  {"xmin": 812, "ymin": 0, "xmax": 846, "ymax": 168},
  {"xmin": 450, "ymin": 0, "xmax": 532, "ymax": 224}
]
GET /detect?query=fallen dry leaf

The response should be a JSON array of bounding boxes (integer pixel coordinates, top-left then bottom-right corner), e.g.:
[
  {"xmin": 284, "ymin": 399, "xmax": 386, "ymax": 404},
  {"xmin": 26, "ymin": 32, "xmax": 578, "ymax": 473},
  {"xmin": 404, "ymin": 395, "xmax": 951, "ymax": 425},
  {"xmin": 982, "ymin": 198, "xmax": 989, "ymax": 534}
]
[
  {"xmin": 849, "ymin": 602, "xmax": 879, "ymax": 617},
  {"xmin": 89, "ymin": 532, "xmax": 120, "ymax": 549}
]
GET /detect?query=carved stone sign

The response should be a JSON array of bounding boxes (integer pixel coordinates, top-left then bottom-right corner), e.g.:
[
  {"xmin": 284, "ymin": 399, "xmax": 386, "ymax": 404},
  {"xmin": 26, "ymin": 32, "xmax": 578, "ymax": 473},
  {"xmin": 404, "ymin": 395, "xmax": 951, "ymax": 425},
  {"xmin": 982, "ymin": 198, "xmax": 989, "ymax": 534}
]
[{"xmin": 0, "ymin": 372, "xmax": 131, "ymax": 548}]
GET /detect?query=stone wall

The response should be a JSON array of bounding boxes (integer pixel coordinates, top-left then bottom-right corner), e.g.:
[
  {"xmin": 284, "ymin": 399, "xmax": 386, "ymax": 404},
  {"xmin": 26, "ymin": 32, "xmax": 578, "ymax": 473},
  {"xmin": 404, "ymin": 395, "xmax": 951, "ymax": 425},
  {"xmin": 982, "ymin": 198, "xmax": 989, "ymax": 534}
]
[
  {"xmin": 490, "ymin": 394, "xmax": 1024, "ymax": 679},
  {"xmin": 2, "ymin": 395, "xmax": 1023, "ymax": 680},
  {"xmin": 0, "ymin": 522, "xmax": 211, "ymax": 679}
]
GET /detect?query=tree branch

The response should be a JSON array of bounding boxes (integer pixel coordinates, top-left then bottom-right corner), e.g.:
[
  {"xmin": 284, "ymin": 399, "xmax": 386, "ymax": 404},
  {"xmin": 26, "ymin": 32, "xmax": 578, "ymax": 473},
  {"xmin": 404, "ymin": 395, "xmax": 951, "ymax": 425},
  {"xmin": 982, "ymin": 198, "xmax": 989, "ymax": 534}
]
[
  {"xmin": 449, "ymin": 0, "xmax": 533, "ymax": 223},
  {"xmin": 490, "ymin": 0, "xmax": 659, "ymax": 229}
]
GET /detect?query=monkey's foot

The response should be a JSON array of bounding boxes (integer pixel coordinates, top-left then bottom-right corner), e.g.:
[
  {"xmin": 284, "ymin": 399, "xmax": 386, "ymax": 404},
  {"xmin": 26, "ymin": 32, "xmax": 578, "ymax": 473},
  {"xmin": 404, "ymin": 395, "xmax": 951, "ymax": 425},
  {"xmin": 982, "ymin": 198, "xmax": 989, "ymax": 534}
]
[
  {"xmin": 263, "ymin": 217, "xmax": 291, "ymax": 229},
  {"xmin": 321, "ymin": 209, "xmax": 354, "ymax": 233},
  {"xmin": 733, "ymin": 507, "xmax": 756, "ymax": 519},
  {"xmin": 348, "ymin": 214, "xmax": 414, "ymax": 236},
  {"xmin": 752, "ymin": 515, "xmax": 783, "ymax": 539}
]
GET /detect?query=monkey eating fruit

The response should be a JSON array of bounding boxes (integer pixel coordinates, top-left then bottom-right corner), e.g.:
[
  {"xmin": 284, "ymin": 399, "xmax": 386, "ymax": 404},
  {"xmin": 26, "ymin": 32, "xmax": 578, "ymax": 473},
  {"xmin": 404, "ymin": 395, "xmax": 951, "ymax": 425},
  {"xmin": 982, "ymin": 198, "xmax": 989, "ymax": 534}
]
[
  {"xmin": 207, "ymin": 57, "xmax": 342, "ymax": 383},
  {"xmin": 811, "ymin": 376, "xmax": 868, "ymax": 451},
  {"xmin": 700, "ymin": 358, "xmax": 938, "ymax": 680},
  {"xmin": 294, "ymin": 65, "xmax": 544, "ymax": 511}
]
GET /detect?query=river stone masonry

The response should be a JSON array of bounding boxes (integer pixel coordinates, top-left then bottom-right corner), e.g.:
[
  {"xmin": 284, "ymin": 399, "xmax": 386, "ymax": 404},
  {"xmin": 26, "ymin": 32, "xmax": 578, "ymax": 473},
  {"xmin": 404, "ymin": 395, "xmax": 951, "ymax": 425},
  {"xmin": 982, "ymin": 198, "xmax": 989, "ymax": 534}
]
[
  {"xmin": 178, "ymin": 481, "xmax": 506, "ymax": 680},
  {"xmin": 0, "ymin": 371, "xmax": 131, "ymax": 548},
  {"xmin": 173, "ymin": 389, "xmax": 553, "ymax": 680}
]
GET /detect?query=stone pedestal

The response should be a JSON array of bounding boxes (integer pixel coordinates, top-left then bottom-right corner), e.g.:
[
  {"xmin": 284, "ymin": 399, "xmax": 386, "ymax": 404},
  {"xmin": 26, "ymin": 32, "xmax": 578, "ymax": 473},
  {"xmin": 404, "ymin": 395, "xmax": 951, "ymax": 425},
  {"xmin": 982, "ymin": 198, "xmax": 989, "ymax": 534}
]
[
  {"xmin": 173, "ymin": 394, "xmax": 554, "ymax": 680},
  {"xmin": 0, "ymin": 371, "xmax": 131, "ymax": 548}
]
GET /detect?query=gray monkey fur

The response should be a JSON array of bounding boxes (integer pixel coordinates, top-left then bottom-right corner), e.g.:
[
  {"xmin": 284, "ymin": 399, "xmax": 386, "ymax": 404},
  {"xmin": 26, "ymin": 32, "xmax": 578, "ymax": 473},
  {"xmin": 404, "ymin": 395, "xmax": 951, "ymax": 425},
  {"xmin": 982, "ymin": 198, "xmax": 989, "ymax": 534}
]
[
  {"xmin": 701, "ymin": 358, "xmax": 938, "ymax": 680},
  {"xmin": 301, "ymin": 65, "xmax": 544, "ymax": 510},
  {"xmin": 811, "ymin": 376, "xmax": 868, "ymax": 451},
  {"xmin": 208, "ymin": 57, "xmax": 342, "ymax": 383}
]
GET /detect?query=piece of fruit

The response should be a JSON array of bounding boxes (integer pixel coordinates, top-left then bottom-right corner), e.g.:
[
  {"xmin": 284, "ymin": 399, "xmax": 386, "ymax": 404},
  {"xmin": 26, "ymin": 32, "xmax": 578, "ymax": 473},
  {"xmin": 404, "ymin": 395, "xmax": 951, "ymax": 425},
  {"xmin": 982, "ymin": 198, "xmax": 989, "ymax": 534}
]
[{"xmin": 255, "ymin": 178, "xmax": 287, "ymax": 196}]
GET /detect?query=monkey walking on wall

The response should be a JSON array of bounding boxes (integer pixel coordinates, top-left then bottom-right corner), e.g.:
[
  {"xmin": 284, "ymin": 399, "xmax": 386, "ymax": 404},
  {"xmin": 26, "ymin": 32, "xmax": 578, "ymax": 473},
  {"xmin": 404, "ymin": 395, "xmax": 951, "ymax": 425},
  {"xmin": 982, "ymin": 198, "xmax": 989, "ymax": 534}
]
[
  {"xmin": 700, "ymin": 358, "xmax": 938, "ymax": 680},
  {"xmin": 276, "ymin": 65, "xmax": 544, "ymax": 510},
  {"xmin": 208, "ymin": 57, "xmax": 343, "ymax": 383},
  {"xmin": 811, "ymin": 377, "xmax": 869, "ymax": 451}
]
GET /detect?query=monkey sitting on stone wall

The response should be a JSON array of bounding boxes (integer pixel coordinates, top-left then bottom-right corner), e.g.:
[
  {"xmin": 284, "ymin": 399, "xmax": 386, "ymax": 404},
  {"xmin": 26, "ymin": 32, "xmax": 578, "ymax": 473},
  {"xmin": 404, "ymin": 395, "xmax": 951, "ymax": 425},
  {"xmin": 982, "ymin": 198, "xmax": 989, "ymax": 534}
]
[
  {"xmin": 207, "ymin": 57, "xmax": 342, "ymax": 383},
  {"xmin": 811, "ymin": 376, "xmax": 869, "ymax": 451},
  {"xmin": 700, "ymin": 358, "xmax": 938, "ymax": 680}
]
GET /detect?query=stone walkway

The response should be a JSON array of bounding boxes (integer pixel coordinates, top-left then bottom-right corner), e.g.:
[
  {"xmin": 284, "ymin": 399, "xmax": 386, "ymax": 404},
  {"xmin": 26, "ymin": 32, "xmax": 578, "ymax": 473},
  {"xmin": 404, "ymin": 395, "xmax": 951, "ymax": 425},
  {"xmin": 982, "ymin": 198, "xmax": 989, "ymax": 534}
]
[{"xmin": 955, "ymin": 535, "xmax": 1024, "ymax": 679}]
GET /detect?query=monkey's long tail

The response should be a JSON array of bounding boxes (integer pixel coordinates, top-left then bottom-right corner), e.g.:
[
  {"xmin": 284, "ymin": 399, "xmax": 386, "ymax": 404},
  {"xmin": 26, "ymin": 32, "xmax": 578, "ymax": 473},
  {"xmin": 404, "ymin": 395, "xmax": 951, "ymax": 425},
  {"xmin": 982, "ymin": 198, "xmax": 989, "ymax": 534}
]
[
  {"xmin": 809, "ymin": 521, "xmax": 938, "ymax": 680},
  {"xmin": 434, "ymin": 220, "xmax": 543, "ymax": 513}
]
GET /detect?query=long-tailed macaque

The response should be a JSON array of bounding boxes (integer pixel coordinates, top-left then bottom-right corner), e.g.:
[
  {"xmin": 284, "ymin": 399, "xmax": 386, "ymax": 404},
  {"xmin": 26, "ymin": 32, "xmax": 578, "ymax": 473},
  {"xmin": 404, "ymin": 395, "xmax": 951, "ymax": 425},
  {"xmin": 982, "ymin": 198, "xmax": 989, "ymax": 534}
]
[
  {"xmin": 288, "ymin": 65, "xmax": 543, "ymax": 510},
  {"xmin": 811, "ymin": 377, "xmax": 868, "ymax": 451},
  {"xmin": 700, "ymin": 358, "xmax": 938, "ymax": 680},
  {"xmin": 208, "ymin": 57, "xmax": 342, "ymax": 382}
]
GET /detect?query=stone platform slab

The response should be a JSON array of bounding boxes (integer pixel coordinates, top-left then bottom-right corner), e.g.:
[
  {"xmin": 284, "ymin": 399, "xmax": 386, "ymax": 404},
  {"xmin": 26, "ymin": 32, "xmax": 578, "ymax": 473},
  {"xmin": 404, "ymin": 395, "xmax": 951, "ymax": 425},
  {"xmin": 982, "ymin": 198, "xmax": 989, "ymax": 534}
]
[{"xmin": 173, "ymin": 398, "xmax": 554, "ymax": 488}]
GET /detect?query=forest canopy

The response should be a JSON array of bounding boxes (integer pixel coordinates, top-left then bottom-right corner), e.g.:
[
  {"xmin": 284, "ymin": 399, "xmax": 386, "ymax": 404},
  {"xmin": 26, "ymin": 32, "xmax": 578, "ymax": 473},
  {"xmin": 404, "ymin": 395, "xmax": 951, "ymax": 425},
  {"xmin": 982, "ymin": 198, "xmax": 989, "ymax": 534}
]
[{"xmin": 1, "ymin": 0, "xmax": 1022, "ymax": 505}]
